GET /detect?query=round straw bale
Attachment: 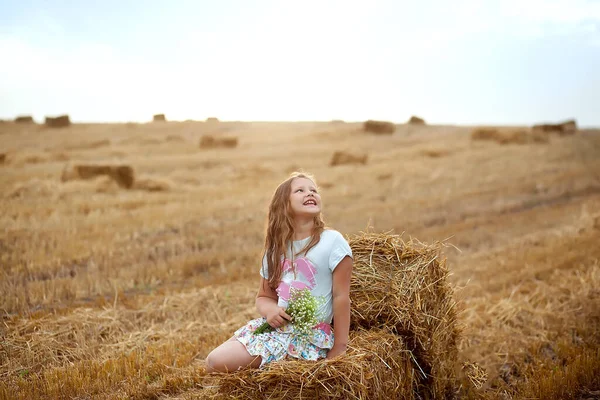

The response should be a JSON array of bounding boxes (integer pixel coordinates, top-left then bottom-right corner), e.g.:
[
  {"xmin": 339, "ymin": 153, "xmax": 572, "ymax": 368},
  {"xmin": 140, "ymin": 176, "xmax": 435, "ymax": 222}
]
[
  {"xmin": 45, "ymin": 115, "xmax": 71, "ymax": 128},
  {"xmin": 363, "ymin": 120, "xmax": 396, "ymax": 134},
  {"xmin": 329, "ymin": 151, "xmax": 368, "ymax": 166},
  {"xmin": 153, "ymin": 114, "xmax": 166, "ymax": 122},
  {"xmin": 14, "ymin": 115, "xmax": 35, "ymax": 124},
  {"xmin": 213, "ymin": 328, "xmax": 416, "ymax": 400},
  {"xmin": 408, "ymin": 115, "xmax": 425, "ymax": 125},
  {"xmin": 347, "ymin": 231, "xmax": 460, "ymax": 398}
]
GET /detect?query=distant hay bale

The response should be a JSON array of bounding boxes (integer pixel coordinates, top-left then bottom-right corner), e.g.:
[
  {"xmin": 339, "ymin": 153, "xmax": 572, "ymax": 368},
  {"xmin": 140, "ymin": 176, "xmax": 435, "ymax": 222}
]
[
  {"xmin": 133, "ymin": 177, "xmax": 172, "ymax": 192},
  {"xmin": 61, "ymin": 164, "xmax": 135, "ymax": 188},
  {"xmin": 408, "ymin": 115, "xmax": 426, "ymax": 125},
  {"xmin": 214, "ymin": 328, "xmax": 416, "ymax": 400},
  {"xmin": 558, "ymin": 119, "xmax": 577, "ymax": 135},
  {"xmin": 471, "ymin": 127, "xmax": 499, "ymax": 141},
  {"xmin": 206, "ymin": 117, "xmax": 219, "ymax": 123},
  {"xmin": 532, "ymin": 119, "xmax": 577, "ymax": 136},
  {"xmin": 348, "ymin": 232, "xmax": 459, "ymax": 398},
  {"xmin": 199, "ymin": 135, "xmax": 238, "ymax": 149},
  {"xmin": 14, "ymin": 115, "xmax": 35, "ymax": 124},
  {"xmin": 472, "ymin": 127, "xmax": 545, "ymax": 145},
  {"xmin": 45, "ymin": 115, "xmax": 71, "ymax": 128},
  {"xmin": 153, "ymin": 114, "xmax": 166, "ymax": 122},
  {"xmin": 363, "ymin": 120, "xmax": 395, "ymax": 134},
  {"xmin": 330, "ymin": 151, "xmax": 367, "ymax": 166}
]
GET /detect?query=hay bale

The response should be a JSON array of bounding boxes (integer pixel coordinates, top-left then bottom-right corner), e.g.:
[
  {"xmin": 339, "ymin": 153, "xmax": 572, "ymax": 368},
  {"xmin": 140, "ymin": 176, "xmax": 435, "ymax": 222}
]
[
  {"xmin": 61, "ymin": 164, "xmax": 135, "ymax": 188},
  {"xmin": 213, "ymin": 328, "xmax": 416, "ymax": 400},
  {"xmin": 329, "ymin": 151, "xmax": 367, "ymax": 166},
  {"xmin": 199, "ymin": 135, "xmax": 238, "ymax": 149},
  {"xmin": 558, "ymin": 119, "xmax": 577, "ymax": 135},
  {"xmin": 408, "ymin": 115, "xmax": 425, "ymax": 125},
  {"xmin": 153, "ymin": 114, "xmax": 166, "ymax": 122},
  {"xmin": 348, "ymin": 232, "xmax": 459, "ymax": 399},
  {"xmin": 14, "ymin": 115, "xmax": 35, "ymax": 124},
  {"xmin": 45, "ymin": 115, "xmax": 71, "ymax": 128},
  {"xmin": 363, "ymin": 120, "xmax": 395, "ymax": 134},
  {"xmin": 206, "ymin": 117, "xmax": 219, "ymax": 123},
  {"xmin": 532, "ymin": 119, "xmax": 577, "ymax": 136},
  {"xmin": 471, "ymin": 127, "xmax": 498, "ymax": 141}
]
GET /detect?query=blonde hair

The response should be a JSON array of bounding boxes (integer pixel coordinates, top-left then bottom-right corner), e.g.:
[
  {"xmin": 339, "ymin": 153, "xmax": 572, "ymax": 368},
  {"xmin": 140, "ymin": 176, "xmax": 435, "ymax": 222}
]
[{"xmin": 262, "ymin": 172, "xmax": 325, "ymax": 289}]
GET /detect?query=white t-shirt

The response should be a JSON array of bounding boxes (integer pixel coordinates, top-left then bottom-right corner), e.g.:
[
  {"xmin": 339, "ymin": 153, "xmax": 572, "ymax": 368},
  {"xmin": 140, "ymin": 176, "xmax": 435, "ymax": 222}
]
[{"xmin": 260, "ymin": 229, "xmax": 353, "ymax": 324}]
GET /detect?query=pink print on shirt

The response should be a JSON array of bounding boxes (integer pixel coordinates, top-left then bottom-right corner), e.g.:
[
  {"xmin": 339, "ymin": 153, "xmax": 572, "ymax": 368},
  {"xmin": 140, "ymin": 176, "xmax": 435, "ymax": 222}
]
[{"xmin": 276, "ymin": 257, "xmax": 317, "ymax": 302}]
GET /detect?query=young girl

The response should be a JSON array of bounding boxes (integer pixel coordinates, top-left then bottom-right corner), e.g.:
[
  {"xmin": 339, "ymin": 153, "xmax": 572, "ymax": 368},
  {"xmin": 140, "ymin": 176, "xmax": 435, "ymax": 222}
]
[{"xmin": 205, "ymin": 172, "xmax": 353, "ymax": 373}]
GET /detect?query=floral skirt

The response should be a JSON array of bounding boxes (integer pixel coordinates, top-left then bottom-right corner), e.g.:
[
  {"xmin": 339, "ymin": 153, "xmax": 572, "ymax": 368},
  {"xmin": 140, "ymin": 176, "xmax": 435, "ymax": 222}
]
[{"xmin": 234, "ymin": 317, "xmax": 334, "ymax": 367}]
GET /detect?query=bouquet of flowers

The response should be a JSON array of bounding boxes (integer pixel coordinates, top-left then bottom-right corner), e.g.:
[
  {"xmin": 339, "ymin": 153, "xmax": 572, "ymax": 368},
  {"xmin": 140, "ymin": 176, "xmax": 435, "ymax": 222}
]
[{"xmin": 254, "ymin": 288, "xmax": 323, "ymax": 336}]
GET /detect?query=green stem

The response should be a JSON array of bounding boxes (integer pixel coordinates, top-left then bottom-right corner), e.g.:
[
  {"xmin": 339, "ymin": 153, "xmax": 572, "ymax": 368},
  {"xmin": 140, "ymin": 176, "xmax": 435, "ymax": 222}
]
[{"xmin": 253, "ymin": 321, "xmax": 275, "ymax": 335}]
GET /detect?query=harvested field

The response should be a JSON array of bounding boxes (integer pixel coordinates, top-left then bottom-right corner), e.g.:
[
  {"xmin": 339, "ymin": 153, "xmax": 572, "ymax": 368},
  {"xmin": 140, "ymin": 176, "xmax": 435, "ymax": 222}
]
[{"xmin": 1, "ymin": 120, "xmax": 599, "ymax": 399}]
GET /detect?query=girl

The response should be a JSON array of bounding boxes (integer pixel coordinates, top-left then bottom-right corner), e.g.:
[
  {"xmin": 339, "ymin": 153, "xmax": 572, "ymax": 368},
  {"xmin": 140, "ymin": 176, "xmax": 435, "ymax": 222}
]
[{"xmin": 205, "ymin": 172, "xmax": 353, "ymax": 373}]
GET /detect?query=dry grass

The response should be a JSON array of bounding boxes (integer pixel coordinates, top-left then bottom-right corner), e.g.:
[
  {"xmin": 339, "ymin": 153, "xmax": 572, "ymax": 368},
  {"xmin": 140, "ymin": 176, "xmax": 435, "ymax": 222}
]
[{"xmin": 0, "ymin": 120, "xmax": 599, "ymax": 399}]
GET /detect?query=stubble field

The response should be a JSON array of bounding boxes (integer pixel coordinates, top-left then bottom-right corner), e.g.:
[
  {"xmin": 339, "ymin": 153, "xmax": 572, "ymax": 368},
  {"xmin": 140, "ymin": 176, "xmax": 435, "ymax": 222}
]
[{"xmin": 1, "ymin": 119, "xmax": 599, "ymax": 399}]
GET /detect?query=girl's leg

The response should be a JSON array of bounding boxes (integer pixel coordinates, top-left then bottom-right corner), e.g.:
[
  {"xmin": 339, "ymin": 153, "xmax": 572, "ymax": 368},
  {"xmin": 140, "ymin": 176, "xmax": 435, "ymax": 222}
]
[{"xmin": 205, "ymin": 337, "xmax": 263, "ymax": 373}]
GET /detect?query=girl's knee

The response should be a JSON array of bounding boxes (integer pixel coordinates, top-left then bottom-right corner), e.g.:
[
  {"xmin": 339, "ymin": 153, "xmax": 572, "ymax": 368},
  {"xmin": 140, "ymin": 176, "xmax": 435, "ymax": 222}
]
[{"xmin": 205, "ymin": 350, "xmax": 222, "ymax": 373}]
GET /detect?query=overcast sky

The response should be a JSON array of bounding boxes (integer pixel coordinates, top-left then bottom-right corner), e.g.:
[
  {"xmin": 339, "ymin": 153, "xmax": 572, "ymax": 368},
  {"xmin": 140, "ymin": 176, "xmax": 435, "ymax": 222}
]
[{"xmin": 1, "ymin": 0, "xmax": 599, "ymax": 126}]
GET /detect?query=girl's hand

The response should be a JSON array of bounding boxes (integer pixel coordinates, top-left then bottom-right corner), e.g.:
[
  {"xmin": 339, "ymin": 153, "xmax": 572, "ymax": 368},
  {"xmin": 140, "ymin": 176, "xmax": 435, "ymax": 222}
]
[
  {"xmin": 266, "ymin": 307, "xmax": 292, "ymax": 328},
  {"xmin": 326, "ymin": 344, "xmax": 347, "ymax": 360}
]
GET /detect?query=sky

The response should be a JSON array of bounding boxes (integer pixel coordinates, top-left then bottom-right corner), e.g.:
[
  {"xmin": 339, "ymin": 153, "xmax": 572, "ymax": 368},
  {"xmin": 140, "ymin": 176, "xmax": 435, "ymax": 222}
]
[{"xmin": 0, "ymin": 0, "xmax": 599, "ymax": 126}]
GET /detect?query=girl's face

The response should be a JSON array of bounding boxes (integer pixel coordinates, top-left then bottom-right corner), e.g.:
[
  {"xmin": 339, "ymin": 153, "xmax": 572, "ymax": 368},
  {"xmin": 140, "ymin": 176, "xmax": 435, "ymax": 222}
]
[{"xmin": 289, "ymin": 177, "xmax": 321, "ymax": 218}]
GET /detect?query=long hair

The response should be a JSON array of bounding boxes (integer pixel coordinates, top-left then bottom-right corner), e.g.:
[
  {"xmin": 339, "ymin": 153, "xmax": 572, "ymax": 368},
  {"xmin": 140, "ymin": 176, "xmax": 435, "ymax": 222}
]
[{"xmin": 262, "ymin": 172, "xmax": 326, "ymax": 289}]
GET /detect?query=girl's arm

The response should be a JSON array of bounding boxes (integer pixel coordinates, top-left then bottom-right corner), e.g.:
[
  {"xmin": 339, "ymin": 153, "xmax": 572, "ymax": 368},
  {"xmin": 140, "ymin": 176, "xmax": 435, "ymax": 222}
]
[
  {"xmin": 327, "ymin": 255, "xmax": 353, "ymax": 359},
  {"xmin": 256, "ymin": 278, "xmax": 291, "ymax": 328}
]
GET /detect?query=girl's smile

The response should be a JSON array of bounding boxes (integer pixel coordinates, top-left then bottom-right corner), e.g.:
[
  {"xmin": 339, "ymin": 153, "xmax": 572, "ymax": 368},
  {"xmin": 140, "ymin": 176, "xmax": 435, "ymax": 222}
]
[{"xmin": 290, "ymin": 177, "xmax": 321, "ymax": 216}]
